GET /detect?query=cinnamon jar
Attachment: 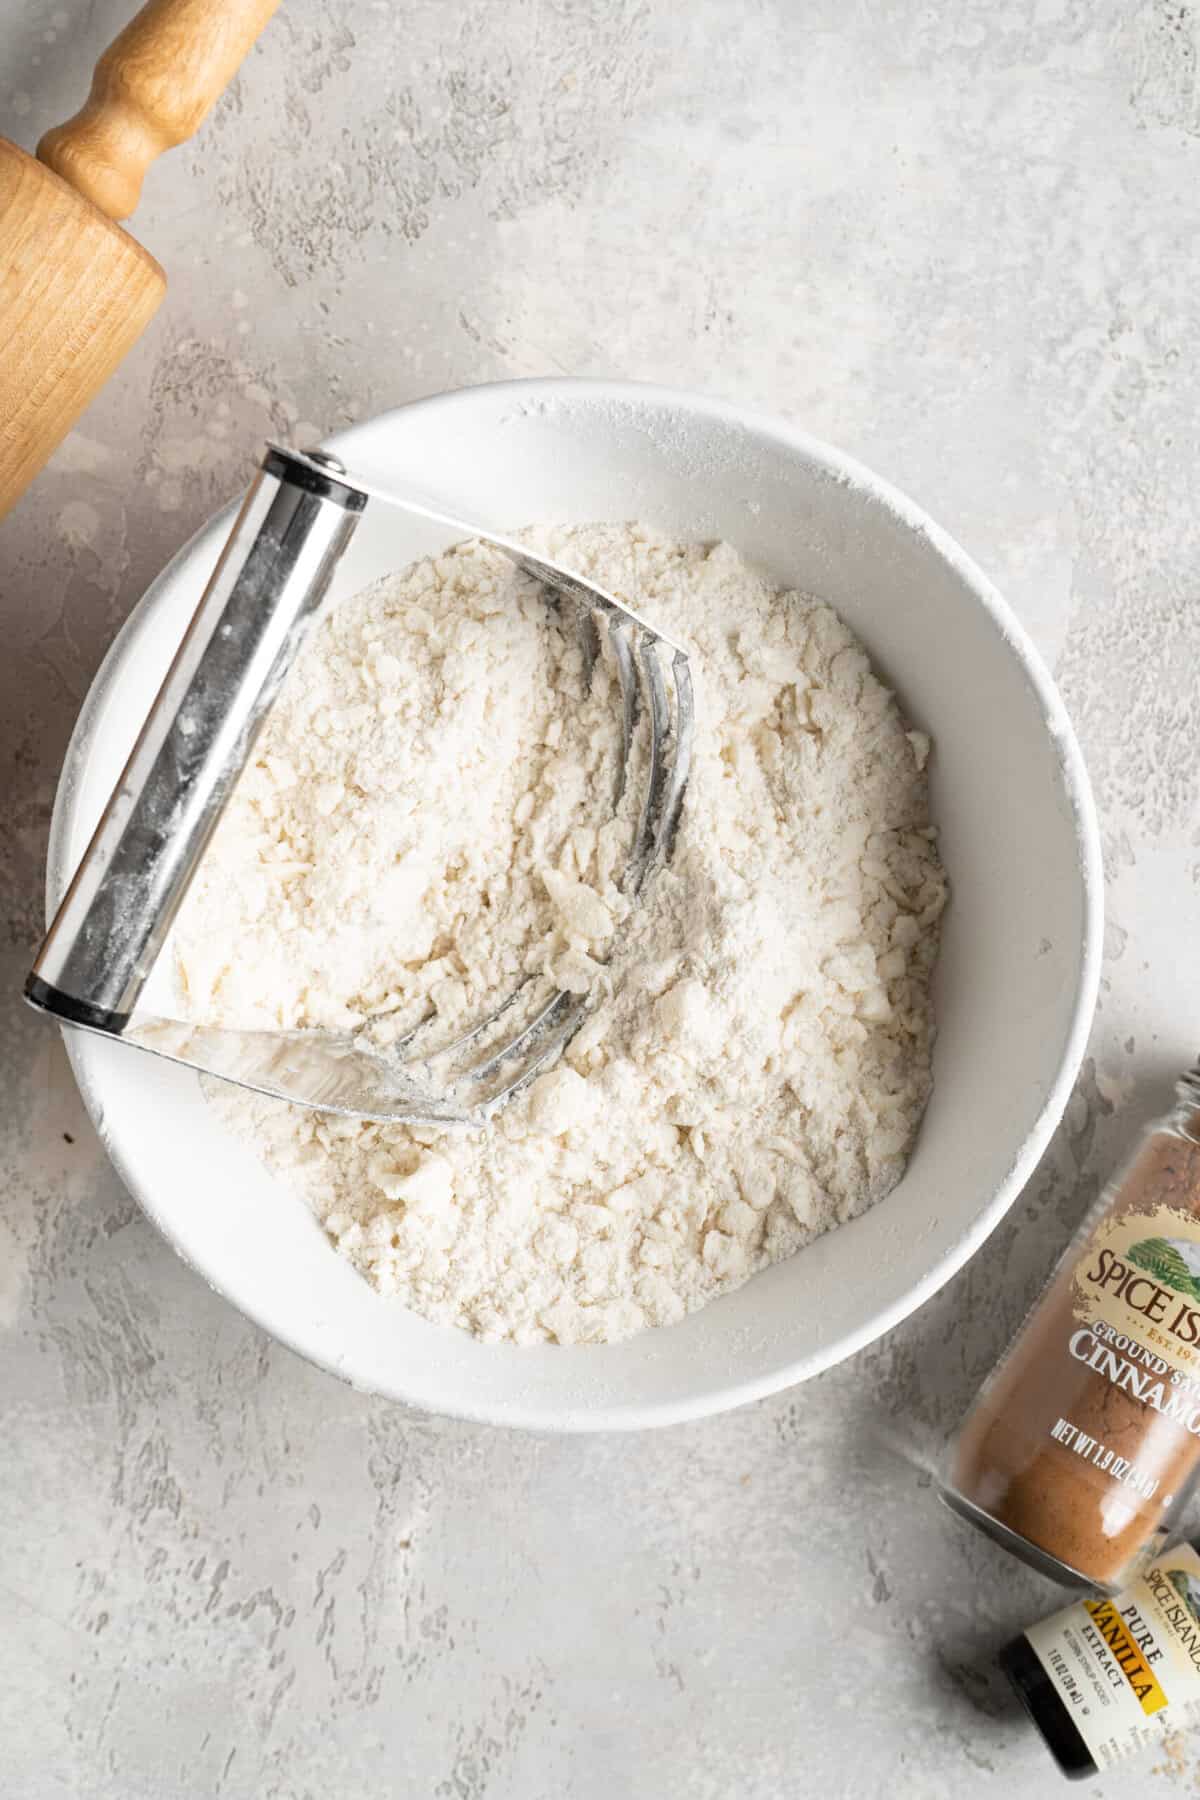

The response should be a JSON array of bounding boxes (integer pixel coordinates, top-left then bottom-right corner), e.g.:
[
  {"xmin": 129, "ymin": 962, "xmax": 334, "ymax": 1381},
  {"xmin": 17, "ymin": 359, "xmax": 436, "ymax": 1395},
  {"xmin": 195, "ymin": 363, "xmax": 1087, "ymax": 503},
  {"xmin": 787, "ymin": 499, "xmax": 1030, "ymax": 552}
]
[{"xmin": 944, "ymin": 1065, "xmax": 1200, "ymax": 1592}]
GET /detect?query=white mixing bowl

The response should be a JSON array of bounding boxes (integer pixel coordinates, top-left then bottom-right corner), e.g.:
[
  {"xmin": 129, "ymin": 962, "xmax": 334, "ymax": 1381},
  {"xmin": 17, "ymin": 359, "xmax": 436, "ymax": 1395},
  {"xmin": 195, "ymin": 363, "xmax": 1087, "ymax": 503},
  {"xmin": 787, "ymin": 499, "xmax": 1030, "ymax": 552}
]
[{"xmin": 48, "ymin": 380, "xmax": 1102, "ymax": 1429}]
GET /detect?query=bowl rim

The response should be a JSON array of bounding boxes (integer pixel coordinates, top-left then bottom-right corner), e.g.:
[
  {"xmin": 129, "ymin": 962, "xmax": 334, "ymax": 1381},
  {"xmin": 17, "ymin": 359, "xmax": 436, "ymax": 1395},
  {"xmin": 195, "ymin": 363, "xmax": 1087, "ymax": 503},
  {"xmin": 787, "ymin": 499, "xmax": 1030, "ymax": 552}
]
[{"xmin": 48, "ymin": 376, "xmax": 1104, "ymax": 1428}]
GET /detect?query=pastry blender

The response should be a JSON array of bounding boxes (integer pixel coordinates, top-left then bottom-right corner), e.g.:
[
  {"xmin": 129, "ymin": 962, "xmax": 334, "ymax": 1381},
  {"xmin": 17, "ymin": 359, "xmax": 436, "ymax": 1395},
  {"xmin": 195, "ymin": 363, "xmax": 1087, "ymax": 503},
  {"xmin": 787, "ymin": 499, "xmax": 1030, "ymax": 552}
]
[{"xmin": 24, "ymin": 447, "xmax": 692, "ymax": 1125}]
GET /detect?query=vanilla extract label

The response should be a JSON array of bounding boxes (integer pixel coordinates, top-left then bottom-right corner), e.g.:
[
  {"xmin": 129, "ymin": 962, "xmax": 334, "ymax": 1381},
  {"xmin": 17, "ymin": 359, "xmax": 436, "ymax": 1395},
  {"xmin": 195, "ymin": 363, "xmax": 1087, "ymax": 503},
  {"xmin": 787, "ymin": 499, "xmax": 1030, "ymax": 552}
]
[{"xmin": 1025, "ymin": 1543, "xmax": 1200, "ymax": 1768}]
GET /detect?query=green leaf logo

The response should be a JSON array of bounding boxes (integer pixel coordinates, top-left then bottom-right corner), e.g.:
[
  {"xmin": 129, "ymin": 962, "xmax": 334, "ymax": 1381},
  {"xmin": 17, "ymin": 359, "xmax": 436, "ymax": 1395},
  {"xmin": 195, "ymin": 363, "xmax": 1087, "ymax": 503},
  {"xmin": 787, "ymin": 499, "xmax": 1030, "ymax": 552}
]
[
  {"xmin": 1169, "ymin": 1569, "xmax": 1200, "ymax": 1626},
  {"xmin": 1127, "ymin": 1237, "xmax": 1200, "ymax": 1304}
]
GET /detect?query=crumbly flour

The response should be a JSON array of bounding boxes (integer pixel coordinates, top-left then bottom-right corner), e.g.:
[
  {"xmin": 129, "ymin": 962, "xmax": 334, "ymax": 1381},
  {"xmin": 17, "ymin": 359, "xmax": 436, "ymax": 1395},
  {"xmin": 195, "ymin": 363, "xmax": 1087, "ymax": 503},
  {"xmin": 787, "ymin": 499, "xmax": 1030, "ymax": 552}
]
[{"xmin": 172, "ymin": 526, "xmax": 947, "ymax": 1345}]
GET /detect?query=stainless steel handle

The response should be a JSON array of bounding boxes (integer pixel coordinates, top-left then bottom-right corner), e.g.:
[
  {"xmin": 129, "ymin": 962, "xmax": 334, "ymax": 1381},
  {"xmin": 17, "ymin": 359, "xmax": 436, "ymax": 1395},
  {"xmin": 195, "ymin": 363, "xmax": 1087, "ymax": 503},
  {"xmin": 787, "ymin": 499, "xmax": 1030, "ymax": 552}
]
[{"xmin": 26, "ymin": 446, "xmax": 365, "ymax": 1029}]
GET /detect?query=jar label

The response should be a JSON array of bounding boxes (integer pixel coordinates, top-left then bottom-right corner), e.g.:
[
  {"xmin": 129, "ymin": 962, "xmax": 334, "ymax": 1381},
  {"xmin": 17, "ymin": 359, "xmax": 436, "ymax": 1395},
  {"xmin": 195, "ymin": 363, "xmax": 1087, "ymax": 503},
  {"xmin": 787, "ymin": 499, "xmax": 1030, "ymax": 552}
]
[
  {"xmin": 1025, "ymin": 1542, "xmax": 1200, "ymax": 1768},
  {"xmin": 1073, "ymin": 1203, "xmax": 1200, "ymax": 1391}
]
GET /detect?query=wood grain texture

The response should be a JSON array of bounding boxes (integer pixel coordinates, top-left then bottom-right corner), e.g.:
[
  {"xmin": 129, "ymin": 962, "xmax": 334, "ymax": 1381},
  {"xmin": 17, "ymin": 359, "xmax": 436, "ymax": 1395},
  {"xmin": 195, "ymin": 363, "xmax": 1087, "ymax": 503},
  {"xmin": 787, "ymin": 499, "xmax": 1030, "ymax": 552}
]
[
  {"xmin": 0, "ymin": 139, "xmax": 163, "ymax": 521},
  {"xmin": 37, "ymin": 0, "xmax": 280, "ymax": 222},
  {"xmin": 0, "ymin": 0, "xmax": 278, "ymax": 519}
]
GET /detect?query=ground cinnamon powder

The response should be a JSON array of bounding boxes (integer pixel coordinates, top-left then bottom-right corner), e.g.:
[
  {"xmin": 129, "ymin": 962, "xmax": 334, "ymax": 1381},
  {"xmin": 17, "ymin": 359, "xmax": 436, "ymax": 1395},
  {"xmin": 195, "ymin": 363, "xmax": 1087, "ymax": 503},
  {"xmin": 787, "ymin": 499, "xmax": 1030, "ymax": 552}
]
[{"xmin": 947, "ymin": 1070, "xmax": 1200, "ymax": 1589}]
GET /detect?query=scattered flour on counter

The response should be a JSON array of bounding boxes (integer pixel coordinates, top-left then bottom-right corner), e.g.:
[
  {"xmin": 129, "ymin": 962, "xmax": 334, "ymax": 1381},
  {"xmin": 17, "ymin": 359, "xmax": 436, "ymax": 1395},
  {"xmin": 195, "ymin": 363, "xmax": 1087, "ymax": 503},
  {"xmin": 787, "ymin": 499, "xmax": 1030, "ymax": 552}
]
[{"xmin": 171, "ymin": 525, "xmax": 947, "ymax": 1345}]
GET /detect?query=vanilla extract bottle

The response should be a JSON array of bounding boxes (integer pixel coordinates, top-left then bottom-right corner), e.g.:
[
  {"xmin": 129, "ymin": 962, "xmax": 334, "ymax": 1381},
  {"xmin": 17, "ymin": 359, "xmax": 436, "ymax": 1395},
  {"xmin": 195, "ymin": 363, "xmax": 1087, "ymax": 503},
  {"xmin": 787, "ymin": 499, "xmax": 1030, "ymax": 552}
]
[{"xmin": 1003, "ymin": 1540, "xmax": 1200, "ymax": 1777}]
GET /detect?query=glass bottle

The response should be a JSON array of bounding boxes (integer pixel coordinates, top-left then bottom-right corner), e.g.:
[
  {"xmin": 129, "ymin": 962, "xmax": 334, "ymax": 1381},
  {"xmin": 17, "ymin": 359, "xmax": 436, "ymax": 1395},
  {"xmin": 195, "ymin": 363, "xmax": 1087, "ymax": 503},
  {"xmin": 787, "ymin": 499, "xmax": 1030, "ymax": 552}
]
[
  {"xmin": 1004, "ymin": 1538, "xmax": 1200, "ymax": 1777},
  {"xmin": 944, "ymin": 1065, "xmax": 1200, "ymax": 1591}
]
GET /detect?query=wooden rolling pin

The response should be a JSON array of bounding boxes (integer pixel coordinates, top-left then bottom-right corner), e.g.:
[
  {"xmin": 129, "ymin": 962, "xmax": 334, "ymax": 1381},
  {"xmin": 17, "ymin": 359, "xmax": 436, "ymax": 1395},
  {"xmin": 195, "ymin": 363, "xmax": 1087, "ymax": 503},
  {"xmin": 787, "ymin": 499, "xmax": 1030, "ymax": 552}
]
[{"xmin": 0, "ymin": 0, "xmax": 279, "ymax": 521}]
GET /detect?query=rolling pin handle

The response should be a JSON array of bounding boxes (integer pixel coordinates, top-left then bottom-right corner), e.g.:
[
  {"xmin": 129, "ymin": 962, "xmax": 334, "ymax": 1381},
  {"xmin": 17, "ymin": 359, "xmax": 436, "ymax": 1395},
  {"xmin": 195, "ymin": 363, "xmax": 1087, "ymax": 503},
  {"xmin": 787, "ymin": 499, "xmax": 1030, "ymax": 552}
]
[{"xmin": 37, "ymin": 0, "xmax": 280, "ymax": 221}]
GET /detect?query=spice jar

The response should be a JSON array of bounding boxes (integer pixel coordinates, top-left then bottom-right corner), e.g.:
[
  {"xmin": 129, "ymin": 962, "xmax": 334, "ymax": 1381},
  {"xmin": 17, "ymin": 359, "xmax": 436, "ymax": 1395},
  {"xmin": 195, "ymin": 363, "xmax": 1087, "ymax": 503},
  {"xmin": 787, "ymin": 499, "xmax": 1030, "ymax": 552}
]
[
  {"xmin": 1003, "ymin": 1538, "xmax": 1200, "ymax": 1778},
  {"xmin": 944, "ymin": 1064, "xmax": 1200, "ymax": 1591}
]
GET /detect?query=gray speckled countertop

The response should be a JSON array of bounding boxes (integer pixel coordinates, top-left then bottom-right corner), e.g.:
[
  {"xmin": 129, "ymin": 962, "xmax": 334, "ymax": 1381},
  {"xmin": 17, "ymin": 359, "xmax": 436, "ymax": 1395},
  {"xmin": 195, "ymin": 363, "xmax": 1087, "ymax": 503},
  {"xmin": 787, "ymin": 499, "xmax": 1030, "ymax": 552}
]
[{"xmin": 3, "ymin": 2, "xmax": 1198, "ymax": 1795}]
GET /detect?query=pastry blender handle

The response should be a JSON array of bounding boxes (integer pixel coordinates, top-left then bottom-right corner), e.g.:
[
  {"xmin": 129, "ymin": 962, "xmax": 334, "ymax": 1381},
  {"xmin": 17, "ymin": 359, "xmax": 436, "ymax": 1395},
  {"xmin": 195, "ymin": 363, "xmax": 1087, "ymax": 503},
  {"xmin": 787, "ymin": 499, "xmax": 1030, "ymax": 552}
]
[{"xmin": 25, "ymin": 446, "xmax": 365, "ymax": 1033}]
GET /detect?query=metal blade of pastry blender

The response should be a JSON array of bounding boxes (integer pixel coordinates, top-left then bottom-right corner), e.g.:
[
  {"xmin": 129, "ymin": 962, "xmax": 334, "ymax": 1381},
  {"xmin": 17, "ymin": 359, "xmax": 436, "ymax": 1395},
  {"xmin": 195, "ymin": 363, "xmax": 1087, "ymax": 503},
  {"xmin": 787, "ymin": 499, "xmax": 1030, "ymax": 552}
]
[
  {"xmin": 330, "ymin": 458, "xmax": 689, "ymax": 659},
  {"xmin": 23, "ymin": 444, "xmax": 693, "ymax": 1125}
]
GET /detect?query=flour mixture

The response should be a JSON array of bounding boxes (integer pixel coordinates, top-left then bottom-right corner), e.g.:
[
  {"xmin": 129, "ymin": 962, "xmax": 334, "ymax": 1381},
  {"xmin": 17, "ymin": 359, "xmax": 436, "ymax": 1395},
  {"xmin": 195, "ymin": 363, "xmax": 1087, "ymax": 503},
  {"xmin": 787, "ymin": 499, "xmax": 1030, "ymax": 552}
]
[{"xmin": 172, "ymin": 526, "xmax": 947, "ymax": 1345}]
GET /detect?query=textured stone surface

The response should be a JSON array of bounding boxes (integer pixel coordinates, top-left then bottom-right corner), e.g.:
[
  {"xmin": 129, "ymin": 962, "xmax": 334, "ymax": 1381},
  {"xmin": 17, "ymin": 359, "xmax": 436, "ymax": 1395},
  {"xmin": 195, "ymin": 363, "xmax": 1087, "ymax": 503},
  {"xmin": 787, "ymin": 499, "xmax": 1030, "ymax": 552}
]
[{"xmin": 3, "ymin": 1, "xmax": 1199, "ymax": 1794}]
